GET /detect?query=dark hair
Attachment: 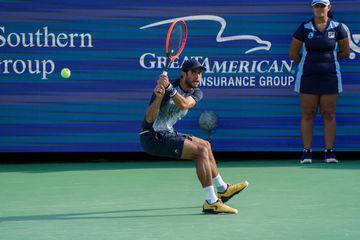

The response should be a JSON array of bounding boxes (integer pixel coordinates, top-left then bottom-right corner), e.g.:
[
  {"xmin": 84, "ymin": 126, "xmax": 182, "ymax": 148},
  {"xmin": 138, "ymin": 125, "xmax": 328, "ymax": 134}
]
[{"xmin": 328, "ymin": 10, "xmax": 333, "ymax": 19}]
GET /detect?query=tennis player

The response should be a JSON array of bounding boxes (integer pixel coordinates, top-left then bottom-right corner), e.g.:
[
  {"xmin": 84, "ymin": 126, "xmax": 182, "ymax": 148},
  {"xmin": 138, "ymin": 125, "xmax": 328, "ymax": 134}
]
[
  {"xmin": 289, "ymin": 0, "xmax": 350, "ymax": 164},
  {"xmin": 140, "ymin": 59, "xmax": 249, "ymax": 214}
]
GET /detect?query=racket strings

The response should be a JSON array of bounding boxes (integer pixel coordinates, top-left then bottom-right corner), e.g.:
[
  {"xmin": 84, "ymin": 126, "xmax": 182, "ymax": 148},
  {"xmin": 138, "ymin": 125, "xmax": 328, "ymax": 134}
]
[{"xmin": 168, "ymin": 24, "xmax": 184, "ymax": 55}]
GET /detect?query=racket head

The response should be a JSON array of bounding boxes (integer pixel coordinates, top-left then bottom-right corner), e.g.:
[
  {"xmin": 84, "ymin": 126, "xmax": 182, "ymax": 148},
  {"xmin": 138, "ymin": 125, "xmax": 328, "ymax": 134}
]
[{"xmin": 165, "ymin": 19, "xmax": 188, "ymax": 62}]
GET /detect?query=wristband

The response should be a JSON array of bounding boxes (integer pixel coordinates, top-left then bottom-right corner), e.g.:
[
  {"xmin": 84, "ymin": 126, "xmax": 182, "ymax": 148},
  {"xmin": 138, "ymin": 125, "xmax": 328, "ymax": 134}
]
[{"xmin": 165, "ymin": 83, "xmax": 177, "ymax": 98}]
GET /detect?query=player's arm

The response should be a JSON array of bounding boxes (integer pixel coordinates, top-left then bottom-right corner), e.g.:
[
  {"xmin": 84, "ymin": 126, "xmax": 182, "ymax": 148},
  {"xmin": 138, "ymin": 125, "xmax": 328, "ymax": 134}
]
[
  {"xmin": 145, "ymin": 84, "xmax": 165, "ymax": 123},
  {"xmin": 289, "ymin": 37, "xmax": 303, "ymax": 64},
  {"xmin": 337, "ymin": 38, "xmax": 350, "ymax": 59},
  {"xmin": 158, "ymin": 75, "xmax": 200, "ymax": 110},
  {"xmin": 171, "ymin": 93, "xmax": 197, "ymax": 110}
]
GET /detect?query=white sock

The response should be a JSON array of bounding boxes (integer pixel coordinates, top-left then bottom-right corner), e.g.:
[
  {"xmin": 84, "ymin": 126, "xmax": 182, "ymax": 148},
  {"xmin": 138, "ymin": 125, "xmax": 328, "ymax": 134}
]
[
  {"xmin": 204, "ymin": 185, "xmax": 218, "ymax": 204},
  {"xmin": 213, "ymin": 174, "xmax": 228, "ymax": 193}
]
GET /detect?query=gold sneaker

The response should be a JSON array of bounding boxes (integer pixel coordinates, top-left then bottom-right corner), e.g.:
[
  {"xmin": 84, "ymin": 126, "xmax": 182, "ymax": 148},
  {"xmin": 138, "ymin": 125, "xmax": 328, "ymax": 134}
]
[
  {"xmin": 218, "ymin": 181, "xmax": 249, "ymax": 203},
  {"xmin": 202, "ymin": 199, "xmax": 238, "ymax": 214}
]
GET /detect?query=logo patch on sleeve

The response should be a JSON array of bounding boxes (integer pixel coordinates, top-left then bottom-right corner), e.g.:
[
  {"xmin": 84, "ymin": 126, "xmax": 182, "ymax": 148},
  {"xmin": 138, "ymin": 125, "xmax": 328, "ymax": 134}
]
[{"xmin": 328, "ymin": 31, "xmax": 335, "ymax": 39}]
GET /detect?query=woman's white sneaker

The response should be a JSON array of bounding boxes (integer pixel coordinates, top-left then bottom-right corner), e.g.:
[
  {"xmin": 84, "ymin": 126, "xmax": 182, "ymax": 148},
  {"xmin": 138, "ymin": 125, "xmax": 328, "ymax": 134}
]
[
  {"xmin": 325, "ymin": 149, "xmax": 338, "ymax": 163},
  {"xmin": 300, "ymin": 149, "xmax": 312, "ymax": 164}
]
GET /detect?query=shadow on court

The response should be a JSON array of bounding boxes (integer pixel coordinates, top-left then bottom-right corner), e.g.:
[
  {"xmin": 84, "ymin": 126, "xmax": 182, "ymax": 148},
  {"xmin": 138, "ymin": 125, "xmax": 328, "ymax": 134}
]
[
  {"xmin": 0, "ymin": 206, "xmax": 203, "ymax": 223},
  {"xmin": 0, "ymin": 160, "xmax": 360, "ymax": 173},
  {"xmin": 0, "ymin": 161, "xmax": 195, "ymax": 173}
]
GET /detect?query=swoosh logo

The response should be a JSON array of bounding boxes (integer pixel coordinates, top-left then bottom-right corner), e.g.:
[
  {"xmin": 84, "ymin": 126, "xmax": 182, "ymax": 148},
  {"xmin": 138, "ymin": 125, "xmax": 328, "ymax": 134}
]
[
  {"xmin": 140, "ymin": 15, "xmax": 272, "ymax": 54},
  {"xmin": 211, "ymin": 205, "xmax": 218, "ymax": 210}
]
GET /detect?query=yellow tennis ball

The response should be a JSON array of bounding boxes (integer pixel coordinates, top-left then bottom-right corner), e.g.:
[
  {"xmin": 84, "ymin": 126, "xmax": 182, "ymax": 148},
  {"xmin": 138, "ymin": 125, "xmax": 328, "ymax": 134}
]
[{"xmin": 61, "ymin": 68, "xmax": 71, "ymax": 78}]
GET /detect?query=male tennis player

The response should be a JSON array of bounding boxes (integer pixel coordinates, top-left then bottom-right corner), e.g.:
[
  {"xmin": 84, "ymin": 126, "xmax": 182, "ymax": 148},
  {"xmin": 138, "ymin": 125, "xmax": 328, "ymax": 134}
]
[{"xmin": 140, "ymin": 59, "xmax": 249, "ymax": 214}]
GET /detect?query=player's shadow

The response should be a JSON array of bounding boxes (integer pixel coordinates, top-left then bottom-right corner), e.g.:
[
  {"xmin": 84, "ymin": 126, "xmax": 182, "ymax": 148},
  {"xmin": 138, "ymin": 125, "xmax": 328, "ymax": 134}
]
[
  {"xmin": 0, "ymin": 161, "xmax": 196, "ymax": 173},
  {"xmin": 0, "ymin": 206, "xmax": 205, "ymax": 222},
  {"xmin": 2, "ymin": 160, "xmax": 359, "ymax": 173}
]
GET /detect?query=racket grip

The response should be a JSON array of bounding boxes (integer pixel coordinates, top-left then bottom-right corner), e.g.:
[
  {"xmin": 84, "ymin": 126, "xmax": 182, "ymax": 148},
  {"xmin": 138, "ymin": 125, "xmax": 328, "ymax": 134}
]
[{"xmin": 162, "ymin": 71, "xmax": 168, "ymax": 76}]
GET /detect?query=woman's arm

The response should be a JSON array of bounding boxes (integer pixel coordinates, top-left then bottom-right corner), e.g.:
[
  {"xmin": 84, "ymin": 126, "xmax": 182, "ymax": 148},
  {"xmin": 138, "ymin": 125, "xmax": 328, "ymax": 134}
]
[
  {"xmin": 289, "ymin": 37, "xmax": 303, "ymax": 64},
  {"xmin": 337, "ymin": 38, "xmax": 350, "ymax": 59}
]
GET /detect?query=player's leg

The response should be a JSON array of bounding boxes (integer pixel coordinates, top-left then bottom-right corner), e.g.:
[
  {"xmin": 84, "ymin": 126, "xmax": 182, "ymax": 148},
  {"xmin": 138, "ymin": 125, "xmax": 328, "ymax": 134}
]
[
  {"xmin": 141, "ymin": 131, "xmax": 214, "ymax": 187},
  {"xmin": 320, "ymin": 94, "xmax": 338, "ymax": 163},
  {"xmin": 187, "ymin": 136, "xmax": 226, "ymax": 192},
  {"xmin": 187, "ymin": 136, "xmax": 218, "ymax": 177},
  {"xmin": 299, "ymin": 93, "xmax": 320, "ymax": 163},
  {"xmin": 181, "ymin": 139, "xmax": 237, "ymax": 214},
  {"xmin": 181, "ymin": 138, "xmax": 212, "ymax": 188},
  {"xmin": 189, "ymin": 136, "xmax": 249, "ymax": 203}
]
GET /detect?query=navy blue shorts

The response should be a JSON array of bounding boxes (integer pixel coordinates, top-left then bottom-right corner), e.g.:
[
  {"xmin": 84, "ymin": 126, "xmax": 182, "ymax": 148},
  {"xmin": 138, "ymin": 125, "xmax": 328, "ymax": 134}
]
[{"xmin": 140, "ymin": 130, "xmax": 193, "ymax": 159}]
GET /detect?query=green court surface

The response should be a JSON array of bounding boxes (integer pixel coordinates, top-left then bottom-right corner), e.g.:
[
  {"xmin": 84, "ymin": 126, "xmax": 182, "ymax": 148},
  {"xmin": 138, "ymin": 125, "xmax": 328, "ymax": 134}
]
[{"xmin": 1, "ymin": 160, "xmax": 360, "ymax": 240}]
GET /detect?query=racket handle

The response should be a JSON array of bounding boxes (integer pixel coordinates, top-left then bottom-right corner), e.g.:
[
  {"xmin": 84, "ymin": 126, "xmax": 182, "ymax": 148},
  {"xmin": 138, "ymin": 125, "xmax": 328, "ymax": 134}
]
[{"xmin": 162, "ymin": 71, "xmax": 168, "ymax": 76}]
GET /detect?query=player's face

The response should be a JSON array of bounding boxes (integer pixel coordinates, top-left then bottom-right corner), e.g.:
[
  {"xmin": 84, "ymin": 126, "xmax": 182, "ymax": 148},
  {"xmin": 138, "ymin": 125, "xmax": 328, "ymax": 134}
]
[
  {"xmin": 185, "ymin": 69, "xmax": 202, "ymax": 88},
  {"xmin": 312, "ymin": 4, "xmax": 330, "ymax": 18}
]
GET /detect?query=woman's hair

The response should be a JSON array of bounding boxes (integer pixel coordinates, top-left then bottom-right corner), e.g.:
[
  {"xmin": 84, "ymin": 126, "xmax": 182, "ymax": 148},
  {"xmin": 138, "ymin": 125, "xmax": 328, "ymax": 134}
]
[{"xmin": 327, "ymin": 10, "xmax": 333, "ymax": 19}]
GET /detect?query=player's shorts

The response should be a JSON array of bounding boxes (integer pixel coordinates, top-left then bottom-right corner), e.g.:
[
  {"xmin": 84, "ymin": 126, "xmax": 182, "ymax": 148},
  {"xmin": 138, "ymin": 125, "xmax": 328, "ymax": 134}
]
[{"xmin": 140, "ymin": 130, "xmax": 193, "ymax": 159}]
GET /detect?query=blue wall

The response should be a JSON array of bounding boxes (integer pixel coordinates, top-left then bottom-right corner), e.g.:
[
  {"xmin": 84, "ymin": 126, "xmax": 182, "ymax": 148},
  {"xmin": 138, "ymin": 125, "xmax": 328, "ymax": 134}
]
[{"xmin": 0, "ymin": 0, "xmax": 359, "ymax": 152}]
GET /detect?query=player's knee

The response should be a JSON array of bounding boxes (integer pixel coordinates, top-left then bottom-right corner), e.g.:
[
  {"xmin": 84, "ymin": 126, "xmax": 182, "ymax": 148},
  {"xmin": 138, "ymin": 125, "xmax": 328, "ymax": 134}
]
[
  {"xmin": 203, "ymin": 140, "xmax": 211, "ymax": 149},
  {"xmin": 195, "ymin": 144, "xmax": 209, "ymax": 160}
]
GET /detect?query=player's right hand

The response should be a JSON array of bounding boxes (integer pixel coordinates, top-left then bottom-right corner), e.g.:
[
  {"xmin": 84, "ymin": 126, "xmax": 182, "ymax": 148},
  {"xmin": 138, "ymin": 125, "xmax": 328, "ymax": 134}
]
[{"xmin": 154, "ymin": 84, "xmax": 165, "ymax": 97}]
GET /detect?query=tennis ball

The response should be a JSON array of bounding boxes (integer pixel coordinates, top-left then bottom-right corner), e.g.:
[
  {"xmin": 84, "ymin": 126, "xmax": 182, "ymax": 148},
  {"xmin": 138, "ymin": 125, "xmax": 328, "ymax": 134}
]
[
  {"xmin": 199, "ymin": 111, "xmax": 218, "ymax": 131},
  {"xmin": 61, "ymin": 68, "xmax": 71, "ymax": 78}
]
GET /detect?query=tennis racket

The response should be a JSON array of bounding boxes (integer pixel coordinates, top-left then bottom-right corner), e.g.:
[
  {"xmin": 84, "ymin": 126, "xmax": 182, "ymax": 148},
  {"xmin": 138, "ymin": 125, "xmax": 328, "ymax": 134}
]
[{"xmin": 162, "ymin": 19, "xmax": 188, "ymax": 76}]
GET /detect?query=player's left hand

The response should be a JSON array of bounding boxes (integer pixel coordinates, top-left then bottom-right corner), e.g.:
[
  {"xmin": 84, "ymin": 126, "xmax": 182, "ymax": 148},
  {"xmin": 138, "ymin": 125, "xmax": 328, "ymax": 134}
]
[
  {"xmin": 158, "ymin": 74, "xmax": 170, "ymax": 88},
  {"xmin": 154, "ymin": 84, "xmax": 165, "ymax": 97}
]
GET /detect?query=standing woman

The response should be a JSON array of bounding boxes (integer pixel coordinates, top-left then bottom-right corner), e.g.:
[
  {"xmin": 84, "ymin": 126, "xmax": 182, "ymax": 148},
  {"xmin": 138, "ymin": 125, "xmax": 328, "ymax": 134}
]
[{"xmin": 289, "ymin": 0, "xmax": 350, "ymax": 164}]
